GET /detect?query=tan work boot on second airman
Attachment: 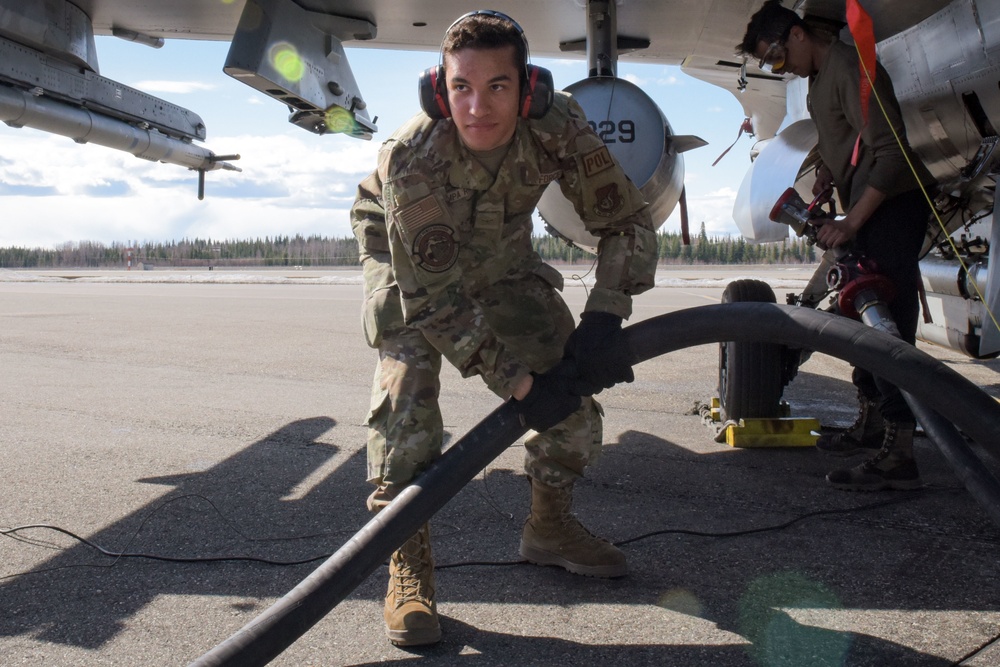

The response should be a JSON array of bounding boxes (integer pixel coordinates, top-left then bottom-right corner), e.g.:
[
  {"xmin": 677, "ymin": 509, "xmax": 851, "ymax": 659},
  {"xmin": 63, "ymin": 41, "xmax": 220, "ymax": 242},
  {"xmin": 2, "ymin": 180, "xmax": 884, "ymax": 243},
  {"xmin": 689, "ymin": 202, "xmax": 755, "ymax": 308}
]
[
  {"xmin": 816, "ymin": 389, "xmax": 885, "ymax": 457},
  {"xmin": 519, "ymin": 478, "xmax": 627, "ymax": 578},
  {"xmin": 826, "ymin": 420, "xmax": 922, "ymax": 491},
  {"xmin": 384, "ymin": 522, "xmax": 441, "ymax": 647}
]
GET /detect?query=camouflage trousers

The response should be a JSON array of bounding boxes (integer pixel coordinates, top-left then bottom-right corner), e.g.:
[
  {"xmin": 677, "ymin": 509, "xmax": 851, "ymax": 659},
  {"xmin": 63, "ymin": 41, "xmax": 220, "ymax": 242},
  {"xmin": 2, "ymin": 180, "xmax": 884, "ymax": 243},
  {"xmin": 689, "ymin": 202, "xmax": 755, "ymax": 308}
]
[{"xmin": 364, "ymin": 272, "xmax": 603, "ymax": 492}]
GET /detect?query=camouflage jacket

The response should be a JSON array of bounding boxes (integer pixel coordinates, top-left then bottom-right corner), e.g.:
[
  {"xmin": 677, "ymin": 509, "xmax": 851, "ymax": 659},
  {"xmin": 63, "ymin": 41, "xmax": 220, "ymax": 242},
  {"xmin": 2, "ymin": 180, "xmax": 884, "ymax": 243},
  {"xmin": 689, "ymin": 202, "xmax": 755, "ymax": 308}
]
[{"xmin": 351, "ymin": 91, "xmax": 656, "ymax": 396}]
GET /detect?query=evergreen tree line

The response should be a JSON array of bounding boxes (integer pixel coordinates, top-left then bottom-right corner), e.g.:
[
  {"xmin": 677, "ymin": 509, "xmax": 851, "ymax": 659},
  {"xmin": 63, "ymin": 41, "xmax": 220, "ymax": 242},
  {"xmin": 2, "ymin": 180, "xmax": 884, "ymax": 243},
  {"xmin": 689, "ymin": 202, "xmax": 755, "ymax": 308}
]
[
  {"xmin": 0, "ymin": 227, "xmax": 816, "ymax": 269},
  {"xmin": 0, "ymin": 235, "xmax": 360, "ymax": 269},
  {"xmin": 533, "ymin": 225, "xmax": 817, "ymax": 265}
]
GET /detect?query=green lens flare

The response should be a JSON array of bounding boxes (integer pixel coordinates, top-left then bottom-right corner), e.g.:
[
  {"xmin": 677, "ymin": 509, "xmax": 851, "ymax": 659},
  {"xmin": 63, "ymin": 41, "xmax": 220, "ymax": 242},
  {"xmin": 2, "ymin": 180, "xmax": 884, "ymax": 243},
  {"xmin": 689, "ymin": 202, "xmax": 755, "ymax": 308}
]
[
  {"xmin": 269, "ymin": 42, "xmax": 305, "ymax": 83},
  {"xmin": 324, "ymin": 107, "xmax": 357, "ymax": 134},
  {"xmin": 739, "ymin": 571, "xmax": 850, "ymax": 667}
]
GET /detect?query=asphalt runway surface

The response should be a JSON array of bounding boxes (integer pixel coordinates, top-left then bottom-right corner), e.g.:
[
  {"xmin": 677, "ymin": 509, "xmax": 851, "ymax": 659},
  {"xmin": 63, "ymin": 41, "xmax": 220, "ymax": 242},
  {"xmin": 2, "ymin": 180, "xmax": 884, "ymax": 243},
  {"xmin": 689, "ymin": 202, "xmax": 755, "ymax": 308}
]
[{"xmin": 2, "ymin": 266, "xmax": 1000, "ymax": 666}]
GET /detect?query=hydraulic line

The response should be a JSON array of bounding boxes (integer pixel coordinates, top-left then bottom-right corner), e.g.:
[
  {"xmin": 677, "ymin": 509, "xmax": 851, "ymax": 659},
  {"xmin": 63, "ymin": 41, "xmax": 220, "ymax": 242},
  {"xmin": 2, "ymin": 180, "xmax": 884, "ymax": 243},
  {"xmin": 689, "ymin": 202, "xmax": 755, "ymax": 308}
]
[{"xmin": 189, "ymin": 303, "xmax": 1000, "ymax": 667}]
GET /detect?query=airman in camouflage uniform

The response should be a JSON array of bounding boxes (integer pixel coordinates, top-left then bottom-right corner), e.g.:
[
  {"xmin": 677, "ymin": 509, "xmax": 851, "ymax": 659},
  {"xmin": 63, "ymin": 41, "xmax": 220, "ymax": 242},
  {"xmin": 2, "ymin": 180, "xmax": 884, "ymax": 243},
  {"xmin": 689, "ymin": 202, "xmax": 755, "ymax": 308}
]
[{"xmin": 350, "ymin": 10, "xmax": 657, "ymax": 648}]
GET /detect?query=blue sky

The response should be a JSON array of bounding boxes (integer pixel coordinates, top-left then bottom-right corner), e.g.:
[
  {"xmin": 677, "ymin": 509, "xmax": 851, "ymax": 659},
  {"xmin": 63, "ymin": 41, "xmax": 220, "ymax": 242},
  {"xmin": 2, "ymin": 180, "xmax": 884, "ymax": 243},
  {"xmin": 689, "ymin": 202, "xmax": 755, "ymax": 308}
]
[{"xmin": 0, "ymin": 36, "xmax": 755, "ymax": 248}]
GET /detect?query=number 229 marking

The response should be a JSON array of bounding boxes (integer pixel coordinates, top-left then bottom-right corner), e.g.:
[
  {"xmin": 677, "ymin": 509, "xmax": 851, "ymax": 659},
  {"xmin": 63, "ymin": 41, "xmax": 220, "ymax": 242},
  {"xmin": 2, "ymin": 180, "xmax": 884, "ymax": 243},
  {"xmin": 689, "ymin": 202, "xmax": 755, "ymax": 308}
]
[{"xmin": 588, "ymin": 119, "xmax": 636, "ymax": 143}]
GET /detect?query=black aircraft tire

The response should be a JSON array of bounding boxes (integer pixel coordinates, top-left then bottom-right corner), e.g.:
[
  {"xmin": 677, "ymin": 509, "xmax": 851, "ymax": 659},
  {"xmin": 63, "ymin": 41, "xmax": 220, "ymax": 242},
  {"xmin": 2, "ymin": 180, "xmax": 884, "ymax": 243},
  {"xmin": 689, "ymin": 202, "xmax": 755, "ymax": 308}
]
[{"xmin": 718, "ymin": 279, "xmax": 785, "ymax": 420}]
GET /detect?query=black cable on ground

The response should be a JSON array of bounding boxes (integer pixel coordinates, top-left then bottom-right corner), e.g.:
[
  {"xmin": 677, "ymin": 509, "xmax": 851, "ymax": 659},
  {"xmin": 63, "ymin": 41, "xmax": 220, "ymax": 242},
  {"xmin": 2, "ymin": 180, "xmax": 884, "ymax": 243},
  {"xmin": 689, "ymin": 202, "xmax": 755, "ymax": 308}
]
[
  {"xmin": 2, "ymin": 487, "xmax": 961, "ymax": 578},
  {"xmin": 0, "ymin": 493, "xmax": 365, "ymax": 581}
]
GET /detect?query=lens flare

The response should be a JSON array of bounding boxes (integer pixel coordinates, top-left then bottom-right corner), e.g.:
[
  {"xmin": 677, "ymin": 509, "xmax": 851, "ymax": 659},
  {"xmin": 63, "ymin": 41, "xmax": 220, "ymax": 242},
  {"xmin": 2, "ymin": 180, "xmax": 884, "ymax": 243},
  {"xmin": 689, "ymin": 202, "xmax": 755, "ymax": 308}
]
[
  {"xmin": 656, "ymin": 588, "xmax": 703, "ymax": 618},
  {"xmin": 269, "ymin": 42, "xmax": 305, "ymax": 83},
  {"xmin": 739, "ymin": 571, "xmax": 850, "ymax": 666},
  {"xmin": 324, "ymin": 107, "xmax": 357, "ymax": 134}
]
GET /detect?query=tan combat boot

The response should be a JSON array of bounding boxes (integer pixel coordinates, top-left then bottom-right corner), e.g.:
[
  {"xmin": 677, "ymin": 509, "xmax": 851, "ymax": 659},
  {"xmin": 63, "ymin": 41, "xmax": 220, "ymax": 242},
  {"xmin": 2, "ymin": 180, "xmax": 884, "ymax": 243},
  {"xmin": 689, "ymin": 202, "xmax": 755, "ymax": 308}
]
[
  {"xmin": 826, "ymin": 420, "xmax": 922, "ymax": 491},
  {"xmin": 816, "ymin": 390, "xmax": 884, "ymax": 457},
  {"xmin": 519, "ymin": 478, "xmax": 627, "ymax": 578},
  {"xmin": 384, "ymin": 523, "xmax": 441, "ymax": 646}
]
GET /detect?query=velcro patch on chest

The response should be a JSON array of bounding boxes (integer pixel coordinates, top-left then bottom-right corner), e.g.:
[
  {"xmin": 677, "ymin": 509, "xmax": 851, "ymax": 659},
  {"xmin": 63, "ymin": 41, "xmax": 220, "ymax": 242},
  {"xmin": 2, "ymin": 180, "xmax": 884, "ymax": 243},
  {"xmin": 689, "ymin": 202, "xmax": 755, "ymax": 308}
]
[{"xmin": 582, "ymin": 146, "xmax": 615, "ymax": 178}]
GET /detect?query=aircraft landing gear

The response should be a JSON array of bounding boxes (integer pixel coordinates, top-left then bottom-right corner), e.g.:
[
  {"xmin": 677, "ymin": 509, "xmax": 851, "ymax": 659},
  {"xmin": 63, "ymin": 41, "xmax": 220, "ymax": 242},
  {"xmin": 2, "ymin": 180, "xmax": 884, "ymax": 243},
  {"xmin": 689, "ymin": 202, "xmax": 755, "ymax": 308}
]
[{"xmin": 718, "ymin": 278, "xmax": 788, "ymax": 421}]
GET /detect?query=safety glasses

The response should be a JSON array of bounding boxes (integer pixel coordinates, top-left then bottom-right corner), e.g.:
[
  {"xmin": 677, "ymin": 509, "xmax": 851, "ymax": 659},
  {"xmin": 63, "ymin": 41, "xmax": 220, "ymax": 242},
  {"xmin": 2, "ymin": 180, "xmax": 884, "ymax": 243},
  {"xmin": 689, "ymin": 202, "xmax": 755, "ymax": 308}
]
[
  {"xmin": 757, "ymin": 40, "xmax": 786, "ymax": 73},
  {"xmin": 757, "ymin": 25, "xmax": 794, "ymax": 73}
]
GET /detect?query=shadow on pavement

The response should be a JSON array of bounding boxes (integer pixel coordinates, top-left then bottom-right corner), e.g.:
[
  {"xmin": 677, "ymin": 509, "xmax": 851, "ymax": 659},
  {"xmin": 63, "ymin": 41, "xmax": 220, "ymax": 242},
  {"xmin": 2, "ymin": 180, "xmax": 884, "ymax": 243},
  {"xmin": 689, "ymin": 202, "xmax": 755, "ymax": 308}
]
[{"xmin": 2, "ymin": 406, "xmax": 998, "ymax": 666}]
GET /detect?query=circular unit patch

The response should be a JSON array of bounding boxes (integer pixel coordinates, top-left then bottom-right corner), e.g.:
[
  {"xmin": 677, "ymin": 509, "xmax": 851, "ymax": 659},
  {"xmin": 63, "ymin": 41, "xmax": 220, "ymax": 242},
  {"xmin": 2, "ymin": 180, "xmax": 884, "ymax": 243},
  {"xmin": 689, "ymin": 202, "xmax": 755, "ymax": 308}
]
[{"xmin": 413, "ymin": 224, "xmax": 458, "ymax": 272}]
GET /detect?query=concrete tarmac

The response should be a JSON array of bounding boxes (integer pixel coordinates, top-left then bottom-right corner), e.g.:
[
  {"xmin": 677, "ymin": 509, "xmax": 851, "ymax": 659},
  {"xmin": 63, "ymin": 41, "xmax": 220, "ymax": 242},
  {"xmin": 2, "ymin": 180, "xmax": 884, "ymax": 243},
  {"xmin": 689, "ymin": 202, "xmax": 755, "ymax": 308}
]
[{"xmin": 2, "ymin": 267, "xmax": 1000, "ymax": 666}]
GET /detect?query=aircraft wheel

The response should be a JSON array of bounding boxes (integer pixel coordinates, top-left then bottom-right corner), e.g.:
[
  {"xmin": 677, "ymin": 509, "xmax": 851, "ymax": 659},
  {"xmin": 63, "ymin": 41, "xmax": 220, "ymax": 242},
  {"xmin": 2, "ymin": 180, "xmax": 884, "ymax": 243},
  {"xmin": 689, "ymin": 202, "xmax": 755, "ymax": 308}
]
[{"xmin": 718, "ymin": 279, "xmax": 785, "ymax": 420}]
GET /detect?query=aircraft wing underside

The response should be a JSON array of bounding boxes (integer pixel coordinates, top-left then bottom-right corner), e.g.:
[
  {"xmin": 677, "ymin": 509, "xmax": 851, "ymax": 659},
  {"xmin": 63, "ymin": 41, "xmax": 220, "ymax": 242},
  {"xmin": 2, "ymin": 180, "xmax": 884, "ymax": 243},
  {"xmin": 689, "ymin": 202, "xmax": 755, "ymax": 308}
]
[
  {"xmin": 53, "ymin": 0, "xmax": 953, "ymax": 144},
  {"xmin": 1, "ymin": 0, "xmax": 956, "ymax": 148},
  {"xmin": 70, "ymin": 0, "xmax": 946, "ymax": 60}
]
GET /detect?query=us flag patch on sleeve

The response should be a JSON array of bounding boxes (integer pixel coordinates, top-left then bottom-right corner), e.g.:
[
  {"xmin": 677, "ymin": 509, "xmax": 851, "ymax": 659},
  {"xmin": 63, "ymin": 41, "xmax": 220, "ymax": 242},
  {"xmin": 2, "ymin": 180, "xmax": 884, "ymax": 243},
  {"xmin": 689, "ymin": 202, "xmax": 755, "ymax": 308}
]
[{"xmin": 396, "ymin": 194, "xmax": 443, "ymax": 235}]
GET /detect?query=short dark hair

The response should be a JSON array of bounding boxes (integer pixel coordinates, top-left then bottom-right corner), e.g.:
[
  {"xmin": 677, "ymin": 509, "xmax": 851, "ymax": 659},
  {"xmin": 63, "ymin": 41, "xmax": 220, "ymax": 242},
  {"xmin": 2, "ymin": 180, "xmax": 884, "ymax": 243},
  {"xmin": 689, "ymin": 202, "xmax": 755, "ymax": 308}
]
[
  {"xmin": 441, "ymin": 12, "xmax": 527, "ymax": 77},
  {"xmin": 737, "ymin": 0, "xmax": 807, "ymax": 56}
]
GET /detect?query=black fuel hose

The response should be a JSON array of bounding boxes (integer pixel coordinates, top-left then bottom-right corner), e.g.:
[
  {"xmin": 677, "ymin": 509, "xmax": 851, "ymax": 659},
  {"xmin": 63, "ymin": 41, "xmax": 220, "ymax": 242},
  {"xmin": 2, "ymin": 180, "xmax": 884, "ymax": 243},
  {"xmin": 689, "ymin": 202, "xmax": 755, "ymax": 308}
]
[
  {"xmin": 189, "ymin": 303, "xmax": 1000, "ymax": 667},
  {"xmin": 903, "ymin": 394, "xmax": 1000, "ymax": 526}
]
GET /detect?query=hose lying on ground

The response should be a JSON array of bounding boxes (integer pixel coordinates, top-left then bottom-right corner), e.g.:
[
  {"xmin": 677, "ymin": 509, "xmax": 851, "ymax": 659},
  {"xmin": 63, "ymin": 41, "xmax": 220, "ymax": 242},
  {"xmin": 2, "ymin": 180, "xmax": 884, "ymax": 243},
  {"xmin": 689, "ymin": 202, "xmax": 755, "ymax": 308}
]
[{"xmin": 189, "ymin": 302, "xmax": 1000, "ymax": 667}]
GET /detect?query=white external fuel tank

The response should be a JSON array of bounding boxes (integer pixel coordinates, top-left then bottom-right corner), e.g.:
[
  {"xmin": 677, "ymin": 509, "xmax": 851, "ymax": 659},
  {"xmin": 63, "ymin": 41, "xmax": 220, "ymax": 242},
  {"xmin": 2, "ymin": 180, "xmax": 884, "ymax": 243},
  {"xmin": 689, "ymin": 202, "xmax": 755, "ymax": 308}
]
[{"xmin": 537, "ymin": 76, "xmax": 701, "ymax": 253}]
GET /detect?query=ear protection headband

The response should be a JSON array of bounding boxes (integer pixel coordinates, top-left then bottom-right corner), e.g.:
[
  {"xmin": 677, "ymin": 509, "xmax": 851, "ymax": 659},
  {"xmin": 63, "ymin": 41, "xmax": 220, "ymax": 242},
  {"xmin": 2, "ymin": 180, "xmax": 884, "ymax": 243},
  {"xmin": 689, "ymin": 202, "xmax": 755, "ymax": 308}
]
[{"xmin": 418, "ymin": 9, "xmax": 554, "ymax": 121}]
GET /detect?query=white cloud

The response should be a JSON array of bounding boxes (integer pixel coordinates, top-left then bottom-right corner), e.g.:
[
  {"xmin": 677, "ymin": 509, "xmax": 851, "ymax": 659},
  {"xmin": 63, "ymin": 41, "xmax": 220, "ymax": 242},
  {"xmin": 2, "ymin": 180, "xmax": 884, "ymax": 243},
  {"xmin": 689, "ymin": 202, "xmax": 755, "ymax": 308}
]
[
  {"xmin": 0, "ymin": 118, "xmax": 750, "ymax": 248},
  {"xmin": 133, "ymin": 80, "xmax": 218, "ymax": 94},
  {"xmin": 663, "ymin": 186, "xmax": 743, "ymax": 239},
  {"xmin": 0, "ymin": 125, "xmax": 378, "ymax": 248}
]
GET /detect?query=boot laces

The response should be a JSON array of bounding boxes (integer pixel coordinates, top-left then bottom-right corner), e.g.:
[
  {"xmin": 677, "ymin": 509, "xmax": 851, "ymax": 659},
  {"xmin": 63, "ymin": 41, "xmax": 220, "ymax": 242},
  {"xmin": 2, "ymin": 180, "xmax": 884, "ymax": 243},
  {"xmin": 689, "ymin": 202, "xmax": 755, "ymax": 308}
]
[
  {"xmin": 849, "ymin": 394, "xmax": 885, "ymax": 438},
  {"xmin": 551, "ymin": 491, "xmax": 610, "ymax": 545},
  {"xmin": 391, "ymin": 533, "xmax": 433, "ymax": 604},
  {"xmin": 870, "ymin": 425, "xmax": 896, "ymax": 464},
  {"xmin": 864, "ymin": 422, "xmax": 909, "ymax": 470},
  {"xmin": 846, "ymin": 398, "xmax": 868, "ymax": 434}
]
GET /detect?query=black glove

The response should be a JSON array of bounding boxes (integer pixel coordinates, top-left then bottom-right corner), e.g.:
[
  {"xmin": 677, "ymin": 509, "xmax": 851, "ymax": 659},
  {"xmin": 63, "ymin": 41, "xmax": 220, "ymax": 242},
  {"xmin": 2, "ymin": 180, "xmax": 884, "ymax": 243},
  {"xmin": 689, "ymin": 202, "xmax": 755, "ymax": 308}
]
[
  {"xmin": 564, "ymin": 311, "xmax": 636, "ymax": 389},
  {"xmin": 554, "ymin": 358, "xmax": 606, "ymax": 397},
  {"xmin": 513, "ymin": 362, "xmax": 582, "ymax": 432}
]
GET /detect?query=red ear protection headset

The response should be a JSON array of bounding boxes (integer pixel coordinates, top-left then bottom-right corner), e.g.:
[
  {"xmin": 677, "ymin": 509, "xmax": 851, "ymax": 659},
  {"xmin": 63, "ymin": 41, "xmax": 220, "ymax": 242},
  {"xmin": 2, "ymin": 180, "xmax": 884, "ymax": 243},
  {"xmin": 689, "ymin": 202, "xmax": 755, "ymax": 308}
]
[{"xmin": 418, "ymin": 9, "xmax": 554, "ymax": 121}]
